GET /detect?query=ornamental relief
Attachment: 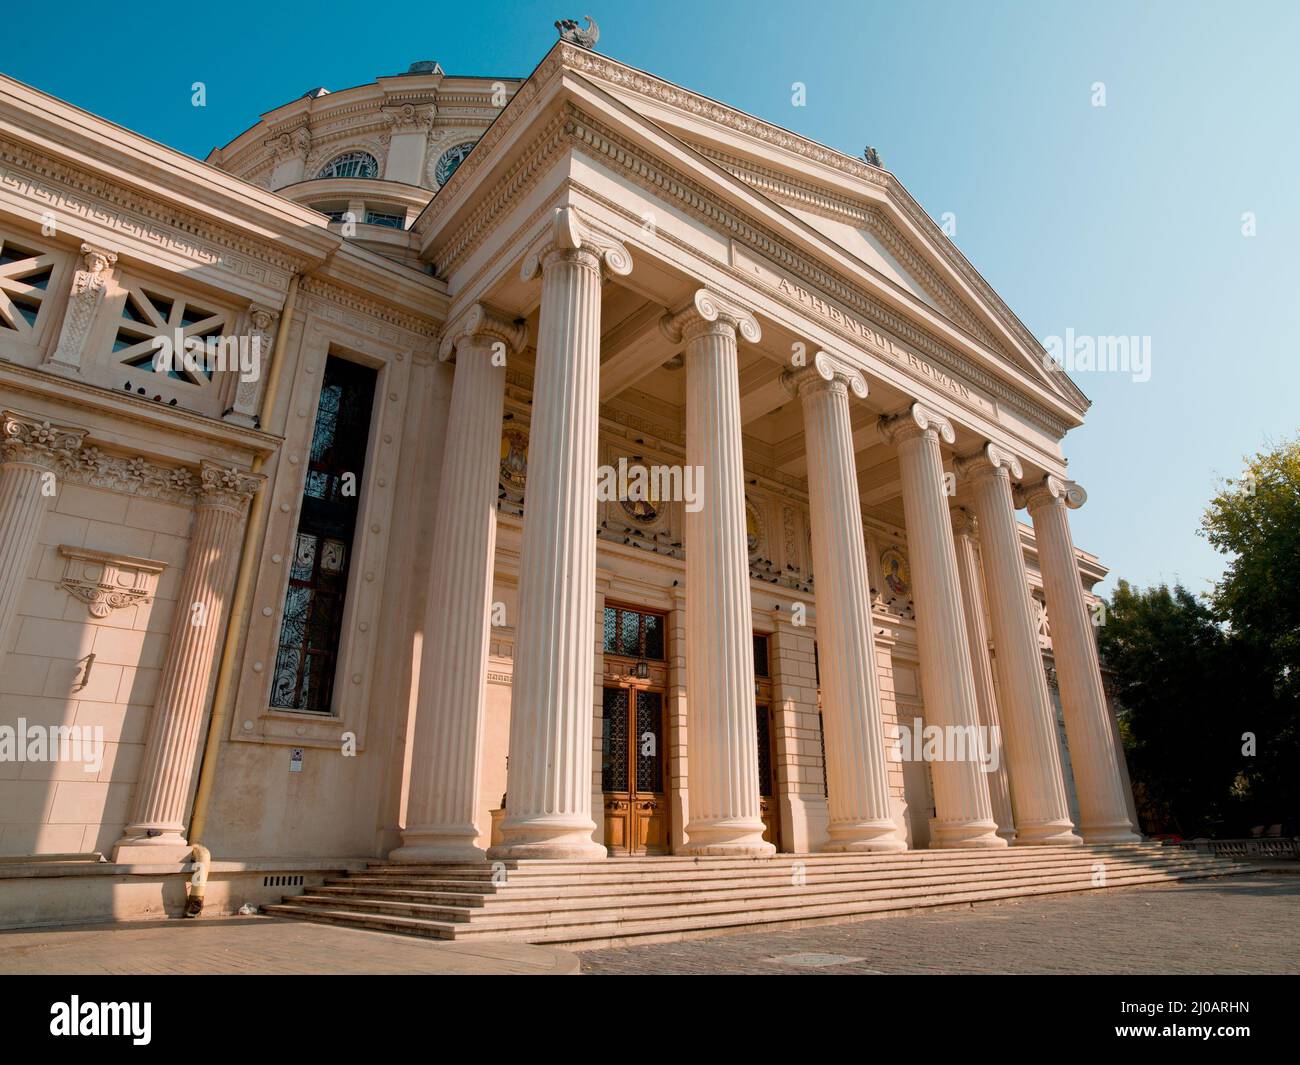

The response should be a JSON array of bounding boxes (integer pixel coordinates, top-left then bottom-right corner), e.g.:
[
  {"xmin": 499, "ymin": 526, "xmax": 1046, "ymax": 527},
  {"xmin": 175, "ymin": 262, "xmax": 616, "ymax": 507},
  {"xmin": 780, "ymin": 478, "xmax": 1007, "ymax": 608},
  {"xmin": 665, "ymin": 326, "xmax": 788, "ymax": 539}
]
[{"xmin": 57, "ymin": 545, "xmax": 165, "ymax": 618}]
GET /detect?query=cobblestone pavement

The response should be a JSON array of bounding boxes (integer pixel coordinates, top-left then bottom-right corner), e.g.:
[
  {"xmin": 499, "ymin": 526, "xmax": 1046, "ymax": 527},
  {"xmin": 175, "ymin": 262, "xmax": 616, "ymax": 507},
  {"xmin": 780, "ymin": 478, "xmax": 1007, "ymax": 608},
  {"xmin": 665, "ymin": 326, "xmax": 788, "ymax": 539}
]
[
  {"xmin": 0, "ymin": 916, "xmax": 579, "ymax": 975},
  {"xmin": 578, "ymin": 874, "xmax": 1300, "ymax": 974}
]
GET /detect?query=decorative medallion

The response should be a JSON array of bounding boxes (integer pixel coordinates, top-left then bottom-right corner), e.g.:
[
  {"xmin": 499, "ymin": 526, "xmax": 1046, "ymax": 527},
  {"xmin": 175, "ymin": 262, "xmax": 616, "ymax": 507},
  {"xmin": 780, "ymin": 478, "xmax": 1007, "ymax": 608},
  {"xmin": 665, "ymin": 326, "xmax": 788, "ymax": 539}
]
[
  {"xmin": 745, "ymin": 497, "xmax": 765, "ymax": 560},
  {"xmin": 499, "ymin": 428, "xmax": 528, "ymax": 494},
  {"xmin": 880, "ymin": 545, "xmax": 911, "ymax": 600},
  {"xmin": 57, "ymin": 545, "xmax": 165, "ymax": 618}
]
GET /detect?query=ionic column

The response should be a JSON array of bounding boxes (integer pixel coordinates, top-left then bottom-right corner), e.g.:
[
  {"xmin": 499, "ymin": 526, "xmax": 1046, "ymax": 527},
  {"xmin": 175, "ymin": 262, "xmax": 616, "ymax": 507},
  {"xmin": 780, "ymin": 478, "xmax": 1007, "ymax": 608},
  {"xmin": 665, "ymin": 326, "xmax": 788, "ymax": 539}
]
[
  {"xmin": 0, "ymin": 412, "xmax": 87, "ymax": 651},
  {"xmin": 662, "ymin": 289, "xmax": 773, "ymax": 856},
  {"xmin": 957, "ymin": 446, "xmax": 1080, "ymax": 845},
  {"xmin": 392, "ymin": 305, "xmax": 525, "ymax": 863},
  {"xmin": 950, "ymin": 506, "xmax": 1017, "ymax": 841},
  {"xmin": 489, "ymin": 207, "xmax": 630, "ymax": 860},
  {"xmin": 114, "ymin": 462, "xmax": 262, "ymax": 862},
  {"xmin": 784, "ymin": 353, "xmax": 904, "ymax": 851},
  {"xmin": 1021, "ymin": 476, "xmax": 1140, "ymax": 843},
  {"xmin": 879, "ymin": 403, "xmax": 1005, "ymax": 848}
]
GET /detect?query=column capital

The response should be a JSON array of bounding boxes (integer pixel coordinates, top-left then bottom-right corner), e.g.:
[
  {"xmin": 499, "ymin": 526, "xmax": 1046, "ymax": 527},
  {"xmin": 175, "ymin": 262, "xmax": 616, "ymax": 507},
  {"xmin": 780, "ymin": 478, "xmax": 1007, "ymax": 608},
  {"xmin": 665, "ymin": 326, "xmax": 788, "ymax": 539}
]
[
  {"xmin": 438, "ymin": 302, "xmax": 528, "ymax": 362},
  {"xmin": 877, "ymin": 401, "xmax": 955, "ymax": 446},
  {"xmin": 519, "ymin": 205, "xmax": 632, "ymax": 283},
  {"xmin": 198, "ymin": 461, "xmax": 264, "ymax": 512},
  {"xmin": 1017, "ymin": 474, "xmax": 1087, "ymax": 513},
  {"xmin": 951, "ymin": 504, "xmax": 978, "ymax": 539},
  {"xmin": 660, "ymin": 288, "xmax": 761, "ymax": 346},
  {"xmin": 0, "ymin": 410, "xmax": 87, "ymax": 471},
  {"xmin": 956, "ymin": 441, "xmax": 1024, "ymax": 483},
  {"xmin": 781, "ymin": 350, "xmax": 867, "ymax": 401}
]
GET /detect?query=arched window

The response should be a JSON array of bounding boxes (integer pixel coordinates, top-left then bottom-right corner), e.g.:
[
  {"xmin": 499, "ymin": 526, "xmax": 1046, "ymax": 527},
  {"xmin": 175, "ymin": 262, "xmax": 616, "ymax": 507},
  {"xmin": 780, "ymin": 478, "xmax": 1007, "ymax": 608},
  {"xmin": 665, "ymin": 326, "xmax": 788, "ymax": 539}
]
[
  {"xmin": 433, "ymin": 141, "xmax": 476, "ymax": 187},
  {"xmin": 316, "ymin": 151, "xmax": 379, "ymax": 180}
]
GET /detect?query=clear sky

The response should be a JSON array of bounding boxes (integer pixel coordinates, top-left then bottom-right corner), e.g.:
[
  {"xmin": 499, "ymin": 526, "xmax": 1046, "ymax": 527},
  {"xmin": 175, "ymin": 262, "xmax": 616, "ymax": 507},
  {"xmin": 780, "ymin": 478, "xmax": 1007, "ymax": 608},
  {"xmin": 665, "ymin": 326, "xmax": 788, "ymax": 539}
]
[{"xmin": 3, "ymin": 0, "xmax": 1296, "ymax": 597}]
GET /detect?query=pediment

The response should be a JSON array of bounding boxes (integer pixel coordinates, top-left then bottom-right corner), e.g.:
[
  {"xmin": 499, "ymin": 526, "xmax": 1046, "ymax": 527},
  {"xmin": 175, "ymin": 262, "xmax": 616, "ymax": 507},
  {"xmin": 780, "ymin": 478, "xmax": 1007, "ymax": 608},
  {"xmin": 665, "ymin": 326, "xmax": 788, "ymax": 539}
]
[
  {"xmin": 552, "ymin": 49, "xmax": 1089, "ymax": 419},
  {"xmin": 415, "ymin": 44, "xmax": 1089, "ymax": 428}
]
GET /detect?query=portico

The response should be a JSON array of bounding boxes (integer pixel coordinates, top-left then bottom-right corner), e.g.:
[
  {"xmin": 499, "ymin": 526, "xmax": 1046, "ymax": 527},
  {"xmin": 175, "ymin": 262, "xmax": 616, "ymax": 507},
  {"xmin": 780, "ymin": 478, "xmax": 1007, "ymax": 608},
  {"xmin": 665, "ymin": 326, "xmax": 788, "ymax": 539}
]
[{"xmin": 387, "ymin": 37, "xmax": 1139, "ymax": 856}]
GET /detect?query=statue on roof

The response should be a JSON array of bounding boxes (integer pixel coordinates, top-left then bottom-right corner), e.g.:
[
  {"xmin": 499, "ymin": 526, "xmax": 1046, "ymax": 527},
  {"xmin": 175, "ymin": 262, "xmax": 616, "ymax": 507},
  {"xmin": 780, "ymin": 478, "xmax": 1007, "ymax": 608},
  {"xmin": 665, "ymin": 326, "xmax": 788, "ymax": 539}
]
[
  {"xmin": 556, "ymin": 16, "xmax": 600, "ymax": 49},
  {"xmin": 863, "ymin": 146, "xmax": 883, "ymax": 168}
]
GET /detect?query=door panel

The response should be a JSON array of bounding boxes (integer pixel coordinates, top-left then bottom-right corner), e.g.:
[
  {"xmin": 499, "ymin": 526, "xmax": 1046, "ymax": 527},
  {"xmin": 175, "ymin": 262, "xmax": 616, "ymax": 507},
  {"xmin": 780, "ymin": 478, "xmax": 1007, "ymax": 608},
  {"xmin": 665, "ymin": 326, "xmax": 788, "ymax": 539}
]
[
  {"xmin": 756, "ymin": 703, "xmax": 781, "ymax": 849},
  {"xmin": 602, "ymin": 686, "xmax": 668, "ymax": 854}
]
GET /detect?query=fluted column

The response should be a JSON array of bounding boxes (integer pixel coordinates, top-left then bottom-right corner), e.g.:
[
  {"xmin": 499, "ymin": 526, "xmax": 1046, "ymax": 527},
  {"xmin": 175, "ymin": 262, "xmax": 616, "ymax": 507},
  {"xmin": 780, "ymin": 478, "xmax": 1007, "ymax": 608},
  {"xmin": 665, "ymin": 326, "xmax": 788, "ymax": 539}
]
[
  {"xmin": 0, "ymin": 412, "xmax": 87, "ymax": 651},
  {"xmin": 879, "ymin": 403, "xmax": 1005, "ymax": 848},
  {"xmin": 489, "ymin": 206, "xmax": 630, "ymax": 860},
  {"xmin": 950, "ymin": 507, "xmax": 1017, "ymax": 841},
  {"xmin": 1021, "ymin": 476, "xmax": 1140, "ymax": 843},
  {"xmin": 958, "ymin": 445, "xmax": 1080, "ymax": 845},
  {"xmin": 114, "ymin": 463, "xmax": 262, "ymax": 862},
  {"xmin": 662, "ymin": 289, "xmax": 773, "ymax": 856},
  {"xmin": 784, "ymin": 353, "xmax": 905, "ymax": 851},
  {"xmin": 392, "ymin": 305, "xmax": 526, "ymax": 862}
]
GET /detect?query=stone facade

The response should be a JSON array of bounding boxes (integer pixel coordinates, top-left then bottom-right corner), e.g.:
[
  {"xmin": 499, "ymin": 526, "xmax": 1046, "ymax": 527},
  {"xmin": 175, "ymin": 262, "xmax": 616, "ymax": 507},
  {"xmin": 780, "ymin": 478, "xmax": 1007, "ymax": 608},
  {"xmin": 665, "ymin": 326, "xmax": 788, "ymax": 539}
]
[{"xmin": 0, "ymin": 41, "xmax": 1137, "ymax": 921}]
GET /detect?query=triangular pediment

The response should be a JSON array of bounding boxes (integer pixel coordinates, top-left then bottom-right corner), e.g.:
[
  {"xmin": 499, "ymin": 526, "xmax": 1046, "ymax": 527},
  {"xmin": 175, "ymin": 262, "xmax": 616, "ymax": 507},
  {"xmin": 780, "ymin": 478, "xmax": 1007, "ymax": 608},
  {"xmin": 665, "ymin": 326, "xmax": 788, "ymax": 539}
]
[
  {"xmin": 415, "ymin": 44, "xmax": 1089, "ymax": 427},
  {"xmin": 550, "ymin": 49, "xmax": 1089, "ymax": 419}
]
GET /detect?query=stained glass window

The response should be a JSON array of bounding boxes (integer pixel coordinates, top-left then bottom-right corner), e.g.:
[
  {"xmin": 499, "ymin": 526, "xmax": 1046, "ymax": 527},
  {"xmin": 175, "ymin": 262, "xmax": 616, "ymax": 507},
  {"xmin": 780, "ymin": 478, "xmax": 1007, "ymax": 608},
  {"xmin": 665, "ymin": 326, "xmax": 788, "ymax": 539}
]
[{"xmin": 271, "ymin": 356, "xmax": 377, "ymax": 713}]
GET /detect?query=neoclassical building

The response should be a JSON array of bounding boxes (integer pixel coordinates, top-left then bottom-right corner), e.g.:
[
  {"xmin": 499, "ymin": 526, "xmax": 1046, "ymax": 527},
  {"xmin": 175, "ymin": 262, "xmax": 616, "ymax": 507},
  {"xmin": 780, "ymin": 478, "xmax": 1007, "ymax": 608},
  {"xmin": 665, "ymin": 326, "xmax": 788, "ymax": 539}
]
[{"xmin": 0, "ymin": 31, "xmax": 1171, "ymax": 935}]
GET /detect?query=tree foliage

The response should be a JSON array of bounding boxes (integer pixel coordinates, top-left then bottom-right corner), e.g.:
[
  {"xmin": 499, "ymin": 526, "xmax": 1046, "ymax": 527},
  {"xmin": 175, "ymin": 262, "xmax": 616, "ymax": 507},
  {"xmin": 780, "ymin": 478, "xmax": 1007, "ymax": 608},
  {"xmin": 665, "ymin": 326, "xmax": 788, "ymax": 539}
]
[{"xmin": 1099, "ymin": 436, "xmax": 1299, "ymax": 836}]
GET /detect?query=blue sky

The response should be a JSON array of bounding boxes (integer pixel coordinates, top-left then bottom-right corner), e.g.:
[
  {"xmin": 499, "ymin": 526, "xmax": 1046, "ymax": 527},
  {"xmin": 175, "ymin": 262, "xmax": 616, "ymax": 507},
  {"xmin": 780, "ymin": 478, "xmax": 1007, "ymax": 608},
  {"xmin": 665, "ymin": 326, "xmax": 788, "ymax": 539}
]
[{"xmin": 4, "ymin": 0, "xmax": 1296, "ymax": 597}]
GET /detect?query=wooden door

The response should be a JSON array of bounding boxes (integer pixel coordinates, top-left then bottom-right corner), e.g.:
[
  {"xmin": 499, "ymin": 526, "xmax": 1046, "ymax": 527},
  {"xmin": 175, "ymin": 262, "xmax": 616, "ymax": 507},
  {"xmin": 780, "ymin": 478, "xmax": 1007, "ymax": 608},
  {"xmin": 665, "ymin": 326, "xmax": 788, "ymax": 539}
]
[{"xmin": 602, "ymin": 686, "xmax": 668, "ymax": 854}]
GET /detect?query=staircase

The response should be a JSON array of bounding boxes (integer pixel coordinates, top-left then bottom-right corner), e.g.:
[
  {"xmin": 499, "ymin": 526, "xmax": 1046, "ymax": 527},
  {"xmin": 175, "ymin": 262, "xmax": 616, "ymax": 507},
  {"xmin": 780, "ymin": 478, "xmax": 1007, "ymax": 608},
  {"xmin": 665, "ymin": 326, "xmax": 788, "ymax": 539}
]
[{"xmin": 263, "ymin": 843, "xmax": 1253, "ymax": 949}]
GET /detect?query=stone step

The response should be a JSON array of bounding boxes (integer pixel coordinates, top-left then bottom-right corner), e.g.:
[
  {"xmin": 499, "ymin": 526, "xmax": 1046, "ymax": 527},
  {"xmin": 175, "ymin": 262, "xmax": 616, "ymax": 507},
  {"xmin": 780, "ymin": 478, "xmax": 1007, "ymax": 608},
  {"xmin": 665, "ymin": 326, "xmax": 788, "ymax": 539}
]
[
  {"xmin": 332, "ymin": 850, "xmax": 1228, "ymax": 892},
  {"xmin": 308, "ymin": 854, "xmax": 1232, "ymax": 910},
  {"xmin": 358, "ymin": 843, "xmax": 1170, "ymax": 879},
  {"xmin": 283, "ymin": 861, "xmax": 1230, "ymax": 925},
  {"xmin": 265, "ymin": 863, "xmax": 1251, "ymax": 947}
]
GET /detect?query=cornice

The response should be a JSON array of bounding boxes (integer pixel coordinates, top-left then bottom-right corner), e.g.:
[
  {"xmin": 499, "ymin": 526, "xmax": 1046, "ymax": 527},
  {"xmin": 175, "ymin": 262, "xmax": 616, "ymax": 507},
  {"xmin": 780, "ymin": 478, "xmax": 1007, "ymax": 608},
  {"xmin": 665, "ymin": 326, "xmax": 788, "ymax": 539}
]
[
  {"xmin": 0, "ymin": 362, "xmax": 279, "ymax": 456},
  {"xmin": 559, "ymin": 49, "xmax": 1089, "ymax": 415},
  {"xmin": 560, "ymin": 112, "xmax": 1075, "ymax": 438},
  {"xmin": 0, "ymin": 138, "xmax": 322, "ymax": 286},
  {"xmin": 691, "ymin": 143, "xmax": 1011, "ymax": 358}
]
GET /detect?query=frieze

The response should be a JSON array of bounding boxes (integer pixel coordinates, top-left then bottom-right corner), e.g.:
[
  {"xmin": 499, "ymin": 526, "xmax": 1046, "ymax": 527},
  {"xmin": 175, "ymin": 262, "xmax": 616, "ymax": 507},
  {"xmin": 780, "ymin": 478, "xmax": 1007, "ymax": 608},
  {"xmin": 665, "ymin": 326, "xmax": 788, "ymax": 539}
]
[
  {"xmin": 297, "ymin": 277, "xmax": 440, "ymax": 344},
  {"xmin": 0, "ymin": 142, "xmax": 301, "ymax": 288},
  {"xmin": 733, "ymin": 243, "xmax": 995, "ymax": 415}
]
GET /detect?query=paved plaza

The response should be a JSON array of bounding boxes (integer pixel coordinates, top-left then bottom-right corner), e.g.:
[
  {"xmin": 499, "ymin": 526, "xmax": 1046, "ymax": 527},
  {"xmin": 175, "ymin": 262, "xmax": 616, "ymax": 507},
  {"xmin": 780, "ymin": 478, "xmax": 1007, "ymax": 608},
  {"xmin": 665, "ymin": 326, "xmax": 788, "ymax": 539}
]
[
  {"xmin": 578, "ymin": 873, "xmax": 1300, "ymax": 975},
  {"xmin": 0, "ymin": 874, "xmax": 1293, "ymax": 975}
]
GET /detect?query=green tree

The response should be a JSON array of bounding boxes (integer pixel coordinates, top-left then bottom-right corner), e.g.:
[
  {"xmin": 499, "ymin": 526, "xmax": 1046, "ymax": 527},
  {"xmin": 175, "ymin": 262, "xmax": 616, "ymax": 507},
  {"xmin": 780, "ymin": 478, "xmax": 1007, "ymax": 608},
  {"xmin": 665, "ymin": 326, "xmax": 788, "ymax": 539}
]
[
  {"xmin": 1201, "ymin": 437, "xmax": 1300, "ymax": 823},
  {"xmin": 1098, "ymin": 580, "xmax": 1248, "ymax": 835}
]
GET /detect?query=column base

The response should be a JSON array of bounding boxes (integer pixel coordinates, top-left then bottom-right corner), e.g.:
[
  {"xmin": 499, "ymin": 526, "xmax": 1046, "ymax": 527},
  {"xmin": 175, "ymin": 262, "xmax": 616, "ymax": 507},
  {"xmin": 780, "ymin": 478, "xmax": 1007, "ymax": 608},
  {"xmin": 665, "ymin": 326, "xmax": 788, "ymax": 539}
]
[
  {"xmin": 389, "ymin": 827, "xmax": 485, "ymax": 864},
  {"xmin": 928, "ymin": 818, "xmax": 1008, "ymax": 849},
  {"xmin": 682, "ymin": 818, "xmax": 776, "ymax": 857},
  {"xmin": 822, "ymin": 819, "xmax": 909, "ymax": 852},
  {"xmin": 112, "ymin": 829, "xmax": 193, "ymax": 864},
  {"xmin": 487, "ymin": 815, "xmax": 606, "ymax": 861},
  {"xmin": 1079, "ymin": 822, "xmax": 1143, "ymax": 845},
  {"xmin": 1012, "ymin": 820, "xmax": 1082, "ymax": 846}
]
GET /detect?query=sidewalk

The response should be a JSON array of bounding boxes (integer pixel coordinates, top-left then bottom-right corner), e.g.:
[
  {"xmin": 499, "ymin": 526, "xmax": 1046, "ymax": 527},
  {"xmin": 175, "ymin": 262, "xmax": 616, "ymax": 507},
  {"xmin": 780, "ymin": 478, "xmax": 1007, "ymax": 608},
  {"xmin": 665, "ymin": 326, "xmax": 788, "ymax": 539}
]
[{"xmin": 0, "ymin": 915, "xmax": 579, "ymax": 975}]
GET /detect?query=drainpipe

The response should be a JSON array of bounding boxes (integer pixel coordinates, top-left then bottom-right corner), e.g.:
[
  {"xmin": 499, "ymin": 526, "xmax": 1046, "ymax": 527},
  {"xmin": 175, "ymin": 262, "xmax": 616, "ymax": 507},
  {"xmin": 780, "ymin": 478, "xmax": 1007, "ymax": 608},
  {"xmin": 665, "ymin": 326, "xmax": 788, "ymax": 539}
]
[{"xmin": 184, "ymin": 274, "xmax": 300, "ymax": 915}]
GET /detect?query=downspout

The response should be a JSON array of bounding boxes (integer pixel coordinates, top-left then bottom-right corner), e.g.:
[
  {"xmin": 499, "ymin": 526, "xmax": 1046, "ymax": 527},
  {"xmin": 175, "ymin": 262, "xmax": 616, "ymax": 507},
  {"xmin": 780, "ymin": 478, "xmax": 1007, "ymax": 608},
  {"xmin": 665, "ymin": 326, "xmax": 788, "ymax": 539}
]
[{"xmin": 184, "ymin": 274, "xmax": 300, "ymax": 915}]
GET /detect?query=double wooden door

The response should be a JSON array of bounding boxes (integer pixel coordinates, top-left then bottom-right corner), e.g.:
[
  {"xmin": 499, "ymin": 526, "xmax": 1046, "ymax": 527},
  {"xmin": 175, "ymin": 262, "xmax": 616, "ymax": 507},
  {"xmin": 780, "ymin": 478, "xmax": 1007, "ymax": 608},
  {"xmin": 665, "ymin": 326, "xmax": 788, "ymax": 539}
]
[{"xmin": 601, "ymin": 686, "xmax": 669, "ymax": 855}]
